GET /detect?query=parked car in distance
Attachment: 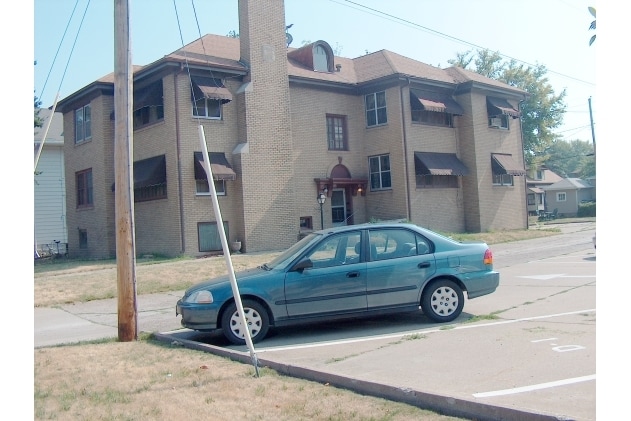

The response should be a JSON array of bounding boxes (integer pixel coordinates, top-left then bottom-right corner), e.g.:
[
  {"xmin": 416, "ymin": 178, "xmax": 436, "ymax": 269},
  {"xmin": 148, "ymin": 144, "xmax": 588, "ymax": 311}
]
[{"xmin": 176, "ymin": 222, "xmax": 500, "ymax": 345}]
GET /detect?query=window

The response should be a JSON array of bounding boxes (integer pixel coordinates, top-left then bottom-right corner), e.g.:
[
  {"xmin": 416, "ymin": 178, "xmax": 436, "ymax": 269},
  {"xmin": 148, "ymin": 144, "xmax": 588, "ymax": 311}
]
[
  {"xmin": 492, "ymin": 173, "xmax": 513, "ymax": 186},
  {"xmin": 306, "ymin": 231, "xmax": 361, "ymax": 268},
  {"xmin": 409, "ymin": 90, "xmax": 462, "ymax": 126},
  {"xmin": 491, "ymin": 153, "xmax": 524, "ymax": 186},
  {"xmin": 412, "ymin": 110, "xmax": 452, "ymax": 126},
  {"xmin": 196, "ymin": 179, "xmax": 226, "ymax": 196},
  {"xmin": 369, "ymin": 154, "xmax": 391, "ymax": 190},
  {"xmin": 76, "ymin": 169, "xmax": 93, "ymax": 208},
  {"xmin": 313, "ymin": 45, "xmax": 329, "ymax": 72},
  {"xmin": 557, "ymin": 192, "xmax": 567, "ymax": 202},
  {"xmin": 193, "ymin": 97, "xmax": 222, "ymax": 119},
  {"xmin": 536, "ymin": 170, "xmax": 544, "ymax": 180},
  {"xmin": 300, "ymin": 216, "xmax": 313, "ymax": 230},
  {"xmin": 487, "ymin": 97, "xmax": 520, "ymax": 128},
  {"xmin": 133, "ymin": 80, "xmax": 164, "ymax": 129},
  {"xmin": 191, "ymin": 77, "xmax": 231, "ymax": 119},
  {"xmin": 133, "ymin": 155, "xmax": 167, "ymax": 202},
  {"xmin": 365, "ymin": 91, "xmax": 387, "ymax": 127},
  {"xmin": 414, "ymin": 152, "xmax": 468, "ymax": 189},
  {"xmin": 368, "ymin": 228, "xmax": 431, "ymax": 261},
  {"xmin": 198, "ymin": 222, "xmax": 229, "ymax": 253},
  {"xmin": 527, "ymin": 193, "xmax": 536, "ymax": 206},
  {"xmin": 326, "ymin": 115, "xmax": 347, "ymax": 150},
  {"xmin": 74, "ymin": 104, "xmax": 91, "ymax": 144},
  {"xmin": 416, "ymin": 175, "xmax": 459, "ymax": 188},
  {"xmin": 78, "ymin": 229, "xmax": 88, "ymax": 249},
  {"xmin": 489, "ymin": 114, "xmax": 509, "ymax": 129}
]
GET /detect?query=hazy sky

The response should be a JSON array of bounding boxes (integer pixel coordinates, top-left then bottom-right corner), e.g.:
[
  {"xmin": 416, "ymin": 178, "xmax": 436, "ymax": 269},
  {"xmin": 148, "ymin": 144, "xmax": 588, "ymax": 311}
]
[{"xmin": 34, "ymin": 0, "xmax": 597, "ymax": 143}]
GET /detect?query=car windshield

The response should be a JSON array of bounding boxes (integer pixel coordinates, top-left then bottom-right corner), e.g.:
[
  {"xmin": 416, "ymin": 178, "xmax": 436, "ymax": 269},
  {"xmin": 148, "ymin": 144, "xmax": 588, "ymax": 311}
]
[{"xmin": 265, "ymin": 233, "xmax": 321, "ymax": 270}]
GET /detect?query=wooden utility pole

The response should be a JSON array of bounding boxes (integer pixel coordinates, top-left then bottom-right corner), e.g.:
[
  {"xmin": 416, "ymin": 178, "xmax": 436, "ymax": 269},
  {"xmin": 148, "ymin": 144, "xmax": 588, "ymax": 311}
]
[{"xmin": 114, "ymin": 0, "xmax": 138, "ymax": 341}]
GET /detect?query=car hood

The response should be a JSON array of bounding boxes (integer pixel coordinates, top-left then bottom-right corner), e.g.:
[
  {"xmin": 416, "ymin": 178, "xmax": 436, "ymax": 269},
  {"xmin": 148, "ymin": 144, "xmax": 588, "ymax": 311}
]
[{"xmin": 184, "ymin": 267, "xmax": 270, "ymax": 294}]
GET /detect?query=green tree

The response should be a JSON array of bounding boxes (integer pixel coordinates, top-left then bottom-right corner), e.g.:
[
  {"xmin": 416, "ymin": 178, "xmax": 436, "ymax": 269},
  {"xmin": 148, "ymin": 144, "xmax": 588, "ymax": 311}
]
[
  {"xmin": 34, "ymin": 94, "xmax": 43, "ymax": 128},
  {"xmin": 544, "ymin": 139, "xmax": 595, "ymax": 179},
  {"xmin": 449, "ymin": 49, "xmax": 566, "ymax": 167},
  {"xmin": 588, "ymin": 7, "xmax": 596, "ymax": 46}
]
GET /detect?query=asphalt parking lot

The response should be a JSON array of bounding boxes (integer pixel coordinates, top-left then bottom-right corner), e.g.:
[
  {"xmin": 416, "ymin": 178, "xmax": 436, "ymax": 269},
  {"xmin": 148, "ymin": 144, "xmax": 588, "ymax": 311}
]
[{"xmin": 157, "ymin": 245, "xmax": 596, "ymax": 421}]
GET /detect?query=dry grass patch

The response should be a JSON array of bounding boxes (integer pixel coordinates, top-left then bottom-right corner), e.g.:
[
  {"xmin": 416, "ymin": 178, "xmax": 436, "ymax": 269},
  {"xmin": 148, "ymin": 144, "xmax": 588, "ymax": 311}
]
[
  {"xmin": 34, "ymin": 339, "xmax": 467, "ymax": 421},
  {"xmin": 34, "ymin": 252, "xmax": 280, "ymax": 307}
]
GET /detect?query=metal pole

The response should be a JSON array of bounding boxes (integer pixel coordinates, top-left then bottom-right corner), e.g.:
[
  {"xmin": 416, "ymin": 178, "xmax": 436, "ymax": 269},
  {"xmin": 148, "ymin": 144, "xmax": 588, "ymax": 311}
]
[
  {"xmin": 588, "ymin": 97, "xmax": 596, "ymax": 160},
  {"xmin": 198, "ymin": 125, "xmax": 259, "ymax": 376}
]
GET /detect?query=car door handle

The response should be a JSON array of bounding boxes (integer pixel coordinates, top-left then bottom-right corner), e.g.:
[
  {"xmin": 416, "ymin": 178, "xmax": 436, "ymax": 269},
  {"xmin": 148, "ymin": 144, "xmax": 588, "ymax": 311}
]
[
  {"xmin": 346, "ymin": 271, "xmax": 360, "ymax": 278},
  {"xmin": 417, "ymin": 262, "xmax": 430, "ymax": 269}
]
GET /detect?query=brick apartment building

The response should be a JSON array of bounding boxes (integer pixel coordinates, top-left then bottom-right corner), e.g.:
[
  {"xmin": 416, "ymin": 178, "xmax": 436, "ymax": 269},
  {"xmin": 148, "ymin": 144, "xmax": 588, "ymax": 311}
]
[{"xmin": 56, "ymin": 0, "xmax": 528, "ymax": 259}]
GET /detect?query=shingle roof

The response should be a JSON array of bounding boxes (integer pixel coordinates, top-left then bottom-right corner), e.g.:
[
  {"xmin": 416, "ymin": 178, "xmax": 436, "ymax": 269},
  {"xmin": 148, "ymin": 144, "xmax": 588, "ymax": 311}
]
[
  {"xmin": 543, "ymin": 178, "xmax": 594, "ymax": 190},
  {"xmin": 62, "ymin": 34, "xmax": 526, "ymax": 105}
]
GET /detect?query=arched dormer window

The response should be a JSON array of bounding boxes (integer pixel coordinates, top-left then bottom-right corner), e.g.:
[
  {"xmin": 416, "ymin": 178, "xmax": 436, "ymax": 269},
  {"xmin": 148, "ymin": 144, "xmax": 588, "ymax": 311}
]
[
  {"xmin": 314, "ymin": 45, "xmax": 328, "ymax": 72},
  {"xmin": 287, "ymin": 40, "xmax": 335, "ymax": 73}
]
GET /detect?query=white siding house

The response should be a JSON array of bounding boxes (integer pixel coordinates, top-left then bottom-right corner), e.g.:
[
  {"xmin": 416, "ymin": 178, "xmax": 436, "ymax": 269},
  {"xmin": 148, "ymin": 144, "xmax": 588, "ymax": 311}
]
[{"xmin": 34, "ymin": 109, "xmax": 67, "ymax": 256}]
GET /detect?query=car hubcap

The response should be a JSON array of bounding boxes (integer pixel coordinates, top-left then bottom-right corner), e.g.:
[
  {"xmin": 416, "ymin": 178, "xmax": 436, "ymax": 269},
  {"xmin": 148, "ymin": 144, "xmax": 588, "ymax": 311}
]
[
  {"xmin": 229, "ymin": 307, "xmax": 262, "ymax": 339},
  {"xmin": 430, "ymin": 286, "xmax": 458, "ymax": 316}
]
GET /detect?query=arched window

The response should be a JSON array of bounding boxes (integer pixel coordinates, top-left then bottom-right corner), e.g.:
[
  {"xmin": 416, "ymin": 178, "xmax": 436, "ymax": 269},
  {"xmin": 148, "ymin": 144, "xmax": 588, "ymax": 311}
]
[{"xmin": 313, "ymin": 45, "xmax": 328, "ymax": 72}]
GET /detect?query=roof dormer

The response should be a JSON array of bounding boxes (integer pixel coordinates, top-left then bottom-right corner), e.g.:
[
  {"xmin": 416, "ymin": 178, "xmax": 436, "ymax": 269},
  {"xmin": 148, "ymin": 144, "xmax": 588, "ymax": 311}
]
[{"xmin": 287, "ymin": 40, "xmax": 335, "ymax": 73}]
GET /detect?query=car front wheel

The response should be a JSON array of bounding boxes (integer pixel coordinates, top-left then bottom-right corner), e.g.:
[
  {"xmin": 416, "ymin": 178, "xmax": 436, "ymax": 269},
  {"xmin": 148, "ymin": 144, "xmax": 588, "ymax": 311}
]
[
  {"xmin": 421, "ymin": 279, "xmax": 464, "ymax": 323},
  {"xmin": 221, "ymin": 299, "xmax": 270, "ymax": 345}
]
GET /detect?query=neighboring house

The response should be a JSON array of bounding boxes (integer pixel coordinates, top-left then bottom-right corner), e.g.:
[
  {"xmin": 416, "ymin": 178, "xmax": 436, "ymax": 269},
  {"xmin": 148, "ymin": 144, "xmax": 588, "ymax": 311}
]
[
  {"xmin": 542, "ymin": 178, "xmax": 596, "ymax": 217},
  {"xmin": 34, "ymin": 108, "xmax": 67, "ymax": 256},
  {"xmin": 526, "ymin": 166, "xmax": 563, "ymax": 215},
  {"xmin": 56, "ymin": 0, "xmax": 529, "ymax": 259}
]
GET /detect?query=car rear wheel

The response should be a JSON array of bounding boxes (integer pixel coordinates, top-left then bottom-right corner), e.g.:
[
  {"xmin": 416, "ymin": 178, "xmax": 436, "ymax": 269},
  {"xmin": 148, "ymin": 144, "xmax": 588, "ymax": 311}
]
[
  {"xmin": 221, "ymin": 299, "xmax": 270, "ymax": 345},
  {"xmin": 421, "ymin": 279, "xmax": 464, "ymax": 323}
]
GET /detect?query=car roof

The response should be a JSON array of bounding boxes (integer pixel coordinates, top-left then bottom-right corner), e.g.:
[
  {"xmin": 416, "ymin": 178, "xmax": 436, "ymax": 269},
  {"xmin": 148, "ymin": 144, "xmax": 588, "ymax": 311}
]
[{"xmin": 314, "ymin": 222, "xmax": 420, "ymax": 235}]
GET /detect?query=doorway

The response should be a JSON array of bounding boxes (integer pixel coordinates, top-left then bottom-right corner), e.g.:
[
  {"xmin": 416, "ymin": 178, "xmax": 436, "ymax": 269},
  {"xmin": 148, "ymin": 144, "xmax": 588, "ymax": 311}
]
[{"xmin": 331, "ymin": 189, "xmax": 347, "ymax": 226}]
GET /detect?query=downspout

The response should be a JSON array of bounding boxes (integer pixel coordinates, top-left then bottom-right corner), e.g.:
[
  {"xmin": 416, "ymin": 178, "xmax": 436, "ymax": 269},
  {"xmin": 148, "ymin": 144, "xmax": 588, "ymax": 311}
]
[
  {"xmin": 174, "ymin": 69, "xmax": 186, "ymax": 253},
  {"xmin": 518, "ymin": 97, "xmax": 528, "ymax": 230},
  {"xmin": 400, "ymin": 80, "xmax": 412, "ymax": 220}
]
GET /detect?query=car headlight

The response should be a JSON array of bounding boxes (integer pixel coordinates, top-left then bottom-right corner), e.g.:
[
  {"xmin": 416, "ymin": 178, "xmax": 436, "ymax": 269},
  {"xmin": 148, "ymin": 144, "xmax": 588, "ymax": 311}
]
[{"xmin": 184, "ymin": 290, "xmax": 214, "ymax": 304}]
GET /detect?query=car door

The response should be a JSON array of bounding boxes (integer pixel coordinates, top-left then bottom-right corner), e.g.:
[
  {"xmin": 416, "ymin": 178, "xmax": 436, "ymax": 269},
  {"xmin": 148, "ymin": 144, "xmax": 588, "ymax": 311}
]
[
  {"xmin": 365, "ymin": 228, "xmax": 436, "ymax": 309},
  {"xmin": 284, "ymin": 230, "xmax": 367, "ymax": 317}
]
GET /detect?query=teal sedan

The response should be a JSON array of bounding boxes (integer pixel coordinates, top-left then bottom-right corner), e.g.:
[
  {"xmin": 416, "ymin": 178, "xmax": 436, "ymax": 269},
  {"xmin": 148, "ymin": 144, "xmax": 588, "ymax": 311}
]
[{"xmin": 176, "ymin": 222, "xmax": 499, "ymax": 345}]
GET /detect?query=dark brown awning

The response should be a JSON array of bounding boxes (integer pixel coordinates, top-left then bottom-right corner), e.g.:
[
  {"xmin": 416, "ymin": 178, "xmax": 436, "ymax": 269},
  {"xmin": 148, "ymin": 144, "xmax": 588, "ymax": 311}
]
[
  {"xmin": 191, "ymin": 77, "xmax": 232, "ymax": 103},
  {"xmin": 410, "ymin": 90, "xmax": 464, "ymax": 115},
  {"xmin": 134, "ymin": 155, "xmax": 166, "ymax": 188},
  {"xmin": 133, "ymin": 82, "xmax": 163, "ymax": 110},
  {"xmin": 492, "ymin": 153, "xmax": 526, "ymax": 176},
  {"xmin": 414, "ymin": 152, "xmax": 469, "ymax": 176},
  {"xmin": 487, "ymin": 97, "xmax": 520, "ymax": 118},
  {"xmin": 194, "ymin": 152, "xmax": 237, "ymax": 181}
]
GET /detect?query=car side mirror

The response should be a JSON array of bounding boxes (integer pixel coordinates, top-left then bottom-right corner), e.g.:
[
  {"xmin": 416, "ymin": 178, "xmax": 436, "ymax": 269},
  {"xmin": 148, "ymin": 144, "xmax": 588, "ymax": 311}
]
[{"xmin": 291, "ymin": 258, "xmax": 313, "ymax": 272}]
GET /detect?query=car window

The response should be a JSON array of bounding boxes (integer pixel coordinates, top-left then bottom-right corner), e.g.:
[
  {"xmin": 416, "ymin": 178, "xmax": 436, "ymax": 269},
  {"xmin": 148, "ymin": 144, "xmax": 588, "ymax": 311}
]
[
  {"xmin": 307, "ymin": 231, "xmax": 361, "ymax": 268},
  {"xmin": 414, "ymin": 234, "xmax": 432, "ymax": 255},
  {"xmin": 369, "ymin": 228, "xmax": 417, "ymax": 261}
]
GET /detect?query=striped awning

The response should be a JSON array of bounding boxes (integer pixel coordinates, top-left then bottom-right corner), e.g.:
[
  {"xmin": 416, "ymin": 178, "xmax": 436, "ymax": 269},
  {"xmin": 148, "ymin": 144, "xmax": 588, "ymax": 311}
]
[
  {"xmin": 492, "ymin": 153, "xmax": 526, "ymax": 176},
  {"xmin": 194, "ymin": 152, "xmax": 237, "ymax": 181},
  {"xmin": 191, "ymin": 77, "xmax": 233, "ymax": 103},
  {"xmin": 487, "ymin": 97, "xmax": 520, "ymax": 118},
  {"xmin": 410, "ymin": 90, "xmax": 464, "ymax": 115}
]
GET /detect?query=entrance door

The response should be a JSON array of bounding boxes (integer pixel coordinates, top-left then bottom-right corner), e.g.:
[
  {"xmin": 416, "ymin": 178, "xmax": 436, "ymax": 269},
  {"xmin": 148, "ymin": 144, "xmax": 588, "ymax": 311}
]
[{"xmin": 331, "ymin": 189, "xmax": 347, "ymax": 226}]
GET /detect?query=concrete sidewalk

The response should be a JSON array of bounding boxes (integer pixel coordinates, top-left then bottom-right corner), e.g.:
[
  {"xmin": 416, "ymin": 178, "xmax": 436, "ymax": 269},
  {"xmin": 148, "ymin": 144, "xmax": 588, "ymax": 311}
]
[{"xmin": 34, "ymin": 290, "xmax": 184, "ymax": 348}]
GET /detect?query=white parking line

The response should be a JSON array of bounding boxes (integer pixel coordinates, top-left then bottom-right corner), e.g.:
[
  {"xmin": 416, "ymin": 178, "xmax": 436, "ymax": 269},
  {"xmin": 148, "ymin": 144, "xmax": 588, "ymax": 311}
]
[
  {"xmin": 473, "ymin": 374, "xmax": 596, "ymax": 398},
  {"xmin": 255, "ymin": 309, "xmax": 596, "ymax": 353}
]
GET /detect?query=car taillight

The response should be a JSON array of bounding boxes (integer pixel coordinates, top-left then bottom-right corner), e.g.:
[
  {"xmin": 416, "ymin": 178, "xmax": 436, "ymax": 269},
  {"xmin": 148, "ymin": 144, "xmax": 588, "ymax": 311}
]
[{"xmin": 483, "ymin": 249, "xmax": 493, "ymax": 265}]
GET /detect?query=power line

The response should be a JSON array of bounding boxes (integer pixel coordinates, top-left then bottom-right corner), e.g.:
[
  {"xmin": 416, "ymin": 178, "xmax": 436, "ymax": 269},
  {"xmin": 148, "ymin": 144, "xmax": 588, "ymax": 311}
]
[{"xmin": 335, "ymin": 0, "xmax": 595, "ymax": 87}]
